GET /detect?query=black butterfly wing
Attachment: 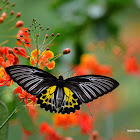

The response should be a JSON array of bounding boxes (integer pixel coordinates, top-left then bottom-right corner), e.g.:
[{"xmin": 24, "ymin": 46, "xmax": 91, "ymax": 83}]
[
  {"xmin": 64, "ymin": 75, "xmax": 119, "ymax": 103},
  {"xmin": 5, "ymin": 65, "xmax": 57, "ymax": 96}
]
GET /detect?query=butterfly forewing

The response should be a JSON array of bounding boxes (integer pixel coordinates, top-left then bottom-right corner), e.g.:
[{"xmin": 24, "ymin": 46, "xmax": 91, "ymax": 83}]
[
  {"xmin": 5, "ymin": 65, "xmax": 57, "ymax": 96},
  {"xmin": 64, "ymin": 75, "xmax": 119, "ymax": 103}
]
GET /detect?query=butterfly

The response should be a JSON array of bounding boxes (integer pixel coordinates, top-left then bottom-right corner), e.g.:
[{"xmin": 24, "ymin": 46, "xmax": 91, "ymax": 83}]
[{"xmin": 5, "ymin": 65, "xmax": 119, "ymax": 114}]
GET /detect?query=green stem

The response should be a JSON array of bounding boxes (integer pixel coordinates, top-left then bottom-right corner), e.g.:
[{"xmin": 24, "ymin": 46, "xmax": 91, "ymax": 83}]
[
  {"xmin": 0, "ymin": 107, "xmax": 17, "ymax": 129},
  {"xmin": 0, "ymin": 40, "xmax": 9, "ymax": 46}
]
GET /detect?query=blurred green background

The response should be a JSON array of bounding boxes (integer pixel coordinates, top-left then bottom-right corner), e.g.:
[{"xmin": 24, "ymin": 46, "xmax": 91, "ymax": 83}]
[{"xmin": 1, "ymin": 0, "xmax": 140, "ymax": 140}]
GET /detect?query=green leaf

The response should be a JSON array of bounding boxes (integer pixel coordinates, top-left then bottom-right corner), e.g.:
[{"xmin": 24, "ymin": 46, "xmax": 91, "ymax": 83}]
[
  {"xmin": 0, "ymin": 100, "xmax": 9, "ymax": 140},
  {"xmin": 17, "ymin": 100, "xmax": 35, "ymax": 132}
]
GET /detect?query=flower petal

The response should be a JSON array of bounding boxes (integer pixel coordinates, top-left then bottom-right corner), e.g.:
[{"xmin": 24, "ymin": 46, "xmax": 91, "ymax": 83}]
[
  {"xmin": 42, "ymin": 50, "xmax": 54, "ymax": 59},
  {"xmin": 31, "ymin": 49, "xmax": 40, "ymax": 58},
  {"xmin": 45, "ymin": 61, "xmax": 55, "ymax": 70}
]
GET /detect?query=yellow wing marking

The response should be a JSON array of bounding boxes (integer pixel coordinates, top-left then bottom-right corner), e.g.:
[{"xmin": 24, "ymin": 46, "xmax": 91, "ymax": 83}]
[
  {"xmin": 64, "ymin": 87, "xmax": 78, "ymax": 108},
  {"xmin": 40, "ymin": 86, "xmax": 56, "ymax": 104}
]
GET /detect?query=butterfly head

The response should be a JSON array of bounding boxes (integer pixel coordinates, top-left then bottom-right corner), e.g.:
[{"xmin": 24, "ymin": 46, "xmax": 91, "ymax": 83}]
[{"xmin": 59, "ymin": 75, "xmax": 64, "ymax": 80}]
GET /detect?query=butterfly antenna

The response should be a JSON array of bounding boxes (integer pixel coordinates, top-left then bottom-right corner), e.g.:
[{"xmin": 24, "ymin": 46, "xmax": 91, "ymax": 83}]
[
  {"xmin": 87, "ymin": 103, "xmax": 94, "ymax": 118},
  {"xmin": 61, "ymin": 65, "xmax": 77, "ymax": 77}
]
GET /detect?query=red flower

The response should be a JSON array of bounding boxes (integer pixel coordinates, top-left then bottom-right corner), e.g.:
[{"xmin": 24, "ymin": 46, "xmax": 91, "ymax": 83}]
[
  {"xmin": 39, "ymin": 122, "xmax": 62, "ymax": 140},
  {"xmin": 13, "ymin": 47, "xmax": 27, "ymax": 57},
  {"xmin": 14, "ymin": 86, "xmax": 36, "ymax": 106},
  {"xmin": 21, "ymin": 126, "xmax": 33, "ymax": 140},
  {"xmin": 77, "ymin": 112, "xmax": 94, "ymax": 134},
  {"xmin": 17, "ymin": 27, "xmax": 31, "ymax": 47},
  {"xmin": 94, "ymin": 65, "xmax": 112, "ymax": 76},
  {"xmin": 0, "ymin": 54, "xmax": 15, "ymax": 68},
  {"xmin": 0, "ymin": 46, "xmax": 27, "ymax": 66},
  {"xmin": 54, "ymin": 111, "xmax": 94, "ymax": 135},
  {"xmin": 27, "ymin": 102, "xmax": 38, "ymax": 121},
  {"xmin": 124, "ymin": 56, "xmax": 139, "ymax": 75}
]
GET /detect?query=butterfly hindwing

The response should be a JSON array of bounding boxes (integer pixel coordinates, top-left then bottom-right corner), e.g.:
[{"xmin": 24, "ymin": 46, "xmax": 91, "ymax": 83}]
[
  {"xmin": 37, "ymin": 85, "xmax": 58, "ymax": 113},
  {"xmin": 37, "ymin": 86, "xmax": 82, "ymax": 114},
  {"xmin": 58, "ymin": 87, "xmax": 82, "ymax": 114},
  {"xmin": 5, "ymin": 65, "xmax": 57, "ymax": 96},
  {"xmin": 64, "ymin": 75, "xmax": 119, "ymax": 103}
]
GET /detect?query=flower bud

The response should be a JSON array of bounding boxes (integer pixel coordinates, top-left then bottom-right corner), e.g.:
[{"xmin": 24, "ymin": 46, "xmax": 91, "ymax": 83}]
[
  {"xmin": 45, "ymin": 34, "xmax": 49, "ymax": 38},
  {"xmin": 8, "ymin": 49, "xmax": 13, "ymax": 54},
  {"xmin": 1, "ymin": 12, "xmax": 7, "ymax": 19},
  {"xmin": 26, "ymin": 56, "xmax": 30, "ymax": 60},
  {"xmin": 17, "ymin": 38, "xmax": 20, "ymax": 41},
  {"xmin": 12, "ymin": 3, "xmax": 15, "ymax": 6},
  {"xmin": 63, "ymin": 48, "xmax": 71, "ymax": 54},
  {"xmin": 51, "ymin": 33, "xmax": 54, "ymax": 36},
  {"xmin": 47, "ymin": 27, "xmax": 49, "ymax": 30},
  {"xmin": 6, "ymin": 6, "xmax": 9, "ymax": 9},
  {"xmin": 15, "ymin": 20, "xmax": 24, "ymax": 27},
  {"xmin": 91, "ymin": 131, "xmax": 99, "ymax": 140},
  {"xmin": 6, "ymin": 1, "xmax": 10, "ymax": 4},
  {"xmin": 57, "ymin": 33, "xmax": 60, "ymax": 36},
  {"xmin": 0, "ymin": 7, "xmax": 2, "ymax": 11},
  {"xmin": 46, "ymin": 47, "xmax": 49, "ymax": 50},
  {"xmin": 16, "ymin": 12, "xmax": 21, "ymax": 18},
  {"xmin": 14, "ymin": 47, "xmax": 18, "ymax": 50},
  {"xmin": 0, "ymin": 17, "xmax": 4, "ymax": 23},
  {"xmin": 10, "ymin": 11, "xmax": 14, "ymax": 15}
]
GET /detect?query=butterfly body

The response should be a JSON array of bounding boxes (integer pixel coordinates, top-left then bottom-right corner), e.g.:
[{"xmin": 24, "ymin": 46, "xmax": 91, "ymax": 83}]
[{"xmin": 5, "ymin": 65, "xmax": 119, "ymax": 114}]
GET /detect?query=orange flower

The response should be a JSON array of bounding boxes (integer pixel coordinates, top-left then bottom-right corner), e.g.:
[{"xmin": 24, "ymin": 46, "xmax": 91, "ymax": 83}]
[
  {"xmin": 14, "ymin": 86, "xmax": 36, "ymax": 106},
  {"xmin": 73, "ymin": 65, "xmax": 90, "ymax": 75},
  {"xmin": 74, "ymin": 54, "xmax": 112, "ymax": 76},
  {"xmin": 80, "ymin": 54, "xmax": 98, "ymax": 70},
  {"xmin": 39, "ymin": 122, "xmax": 62, "ymax": 140},
  {"xmin": 54, "ymin": 111, "xmax": 94, "ymax": 134},
  {"xmin": 17, "ymin": 27, "xmax": 31, "ymax": 47},
  {"xmin": 0, "ymin": 67, "xmax": 13, "ymax": 87},
  {"xmin": 54, "ymin": 113, "xmax": 77, "ymax": 130},
  {"xmin": 124, "ymin": 56, "xmax": 139, "ymax": 75},
  {"xmin": 30, "ymin": 49, "xmax": 55, "ymax": 70},
  {"xmin": 94, "ymin": 65, "xmax": 112, "ymax": 76}
]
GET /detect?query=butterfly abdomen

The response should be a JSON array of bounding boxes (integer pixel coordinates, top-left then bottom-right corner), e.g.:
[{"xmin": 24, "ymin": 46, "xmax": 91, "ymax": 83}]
[{"xmin": 55, "ymin": 87, "xmax": 64, "ymax": 108}]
